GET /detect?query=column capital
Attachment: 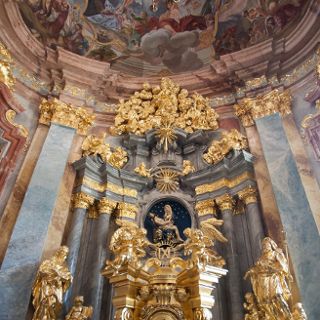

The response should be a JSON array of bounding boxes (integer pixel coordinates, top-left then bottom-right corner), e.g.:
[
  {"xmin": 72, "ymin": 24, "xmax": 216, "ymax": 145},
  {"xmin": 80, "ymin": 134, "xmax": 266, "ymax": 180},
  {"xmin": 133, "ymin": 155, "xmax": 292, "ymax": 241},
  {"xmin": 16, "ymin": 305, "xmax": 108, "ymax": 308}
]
[
  {"xmin": 234, "ymin": 89, "xmax": 292, "ymax": 127},
  {"xmin": 73, "ymin": 192, "xmax": 95, "ymax": 209},
  {"xmin": 195, "ymin": 199, "xmax": 217, "ymax": 216},
  {"xmin": 39, "ymin": 98, "xmax": 95, "ymax": 135},
  {"xmin": 238, "ymin": 186, "xmax": 258, "ymax": 205},
  {"xmin": 98, "ymin": 197, "xmax": 117, "ymax": 215},
  {"xmin": 117, "ymin": 202, "xmax": 138, "ymax": 220},
  {"xmin": 215, "ymin": 194, "xmax": 234, "ymax": 211}
]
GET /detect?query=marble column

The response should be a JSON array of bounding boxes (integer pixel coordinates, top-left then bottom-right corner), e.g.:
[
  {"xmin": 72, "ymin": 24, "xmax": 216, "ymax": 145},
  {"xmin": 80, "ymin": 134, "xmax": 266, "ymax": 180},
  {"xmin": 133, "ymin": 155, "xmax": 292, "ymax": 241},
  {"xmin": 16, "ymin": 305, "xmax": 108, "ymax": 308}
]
[
  {"xmin": 216, "ymin": 194, "xmax": 244, "ymax": 320},
  {"xmin": 64, "ymin": 192, "xmax": 95, "ymax": 311},
  {"xmin": 238, "ymin": 186, "xmax": 265, "ymax": 261},
  {"xmin": 0, "ymin": 123, "xmax": 75, "ymax": 319},
  {"xmin": 255, "ymin": 113, "xmax": 320, "ymax": 320}
]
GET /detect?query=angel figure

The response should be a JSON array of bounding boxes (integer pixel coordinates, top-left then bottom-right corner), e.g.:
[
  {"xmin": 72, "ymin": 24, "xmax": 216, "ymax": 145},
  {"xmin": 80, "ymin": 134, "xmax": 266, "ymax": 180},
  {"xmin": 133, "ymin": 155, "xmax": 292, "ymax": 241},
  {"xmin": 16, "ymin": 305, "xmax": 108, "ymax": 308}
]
[
  {"xmin": 182, "ymin": 160, "xmax": 196, "ymax": 176},
  {"xmin": 134, "ymin": 162, "xmax": 151, "ymax": 177},
  {"xmin": 200, "ymin": 217, "xmax": 228, "ymax": 243},
  {"xmin": 244, "ymin": 237, "xmax": 292, "ymax": 320},
  {"xmin": 183, "ymin": 227, "xmax": 225, "ymax": 270},
  {"xmin": 103, "ymin": 220, "xmax": 150, "ymax": 274},
  {"xmin": 65, "ymin": 296, "xmax": 93, "ymax": 320},
  {"xmin": 32, "ymin": 246, "xmax": 72, "ymax": 320}
]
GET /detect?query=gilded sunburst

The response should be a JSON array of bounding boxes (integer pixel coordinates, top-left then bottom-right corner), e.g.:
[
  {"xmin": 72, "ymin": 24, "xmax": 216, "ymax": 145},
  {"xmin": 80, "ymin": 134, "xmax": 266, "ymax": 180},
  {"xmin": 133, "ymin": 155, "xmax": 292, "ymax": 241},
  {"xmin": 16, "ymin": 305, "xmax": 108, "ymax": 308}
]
[{"xmin": 154, "ymin": 168, "xmax": 180, "ymax": 193}]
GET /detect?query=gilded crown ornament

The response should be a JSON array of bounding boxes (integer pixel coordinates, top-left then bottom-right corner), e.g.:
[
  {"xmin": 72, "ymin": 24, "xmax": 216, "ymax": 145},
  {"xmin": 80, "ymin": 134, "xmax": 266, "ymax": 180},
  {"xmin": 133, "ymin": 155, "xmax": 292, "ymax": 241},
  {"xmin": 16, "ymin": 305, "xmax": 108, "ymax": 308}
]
[
  {"xmin": 203, "ymin": 129, "xmax": 248, "ymax": 165},
  {"xmin": 110, "ymin": 78, "xmax": 219, "ymax": 136},
  {"xmin": 39, "ymin": 98, "xmax": 95, "ymax": 135},
  {"xmin": 234, "ymin": 89, "xmax": 292, "ymax": 127}
]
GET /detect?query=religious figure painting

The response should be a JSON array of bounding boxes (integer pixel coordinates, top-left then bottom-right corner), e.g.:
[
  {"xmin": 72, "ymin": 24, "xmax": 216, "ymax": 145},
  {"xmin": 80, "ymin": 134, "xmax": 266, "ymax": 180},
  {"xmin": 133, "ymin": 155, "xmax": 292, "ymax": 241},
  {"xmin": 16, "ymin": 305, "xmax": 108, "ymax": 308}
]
[{"xmin": 19, "ymin": 0, "xmax": 307, "ymax": 75}]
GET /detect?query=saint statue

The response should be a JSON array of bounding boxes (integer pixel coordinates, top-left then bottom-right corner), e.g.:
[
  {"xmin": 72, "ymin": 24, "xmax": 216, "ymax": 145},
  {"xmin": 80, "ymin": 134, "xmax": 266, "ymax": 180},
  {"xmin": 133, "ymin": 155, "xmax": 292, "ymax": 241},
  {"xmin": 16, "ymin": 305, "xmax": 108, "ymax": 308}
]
[
  {"xmin": 32, "ymin": 246, "xmax": 72, "ymax": 320},
  {"xmin": 244, "ymin": 237, "xmax": 292, "ymax": 320},
  {"xmin": 149, "ymin": 204, "xmax": 183, "ymax": 242},
  {"xmin": 65, "ymin": 296, "xmax": 93, "ymax": 320}
]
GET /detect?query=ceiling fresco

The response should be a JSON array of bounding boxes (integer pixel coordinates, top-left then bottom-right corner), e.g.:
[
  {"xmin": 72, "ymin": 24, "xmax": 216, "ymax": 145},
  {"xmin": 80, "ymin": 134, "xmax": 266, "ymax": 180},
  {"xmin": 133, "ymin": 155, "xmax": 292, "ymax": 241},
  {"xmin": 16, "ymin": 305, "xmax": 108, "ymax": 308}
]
[{"xmin": 19, "ymin": 0, "xmax": 307, "ymax": 76}]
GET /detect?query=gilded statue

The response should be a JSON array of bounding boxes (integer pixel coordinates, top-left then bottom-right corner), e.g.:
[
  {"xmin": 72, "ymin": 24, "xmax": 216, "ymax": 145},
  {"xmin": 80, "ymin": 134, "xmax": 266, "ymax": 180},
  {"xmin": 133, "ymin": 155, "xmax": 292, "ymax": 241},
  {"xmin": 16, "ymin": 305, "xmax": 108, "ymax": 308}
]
[
  {"xmin": 110, "ymin": 78, "xmax": 219, "ymax": 136},
  {"xmin": 32, "ymin": 246, "xmax": 72, "ymax": 320},
  {"xmin": 184, "ymin": 228, "xmax": 225, "ymax": 269},
  {"xmin": 65, "ymin": 296, "xmax": 93, "ymax": 320},
  {"xmin": 182, "ymin": 160, "xmax": 195, "ymax": 176},
  {"xmin": 292, "ymin": 303, "xmax": 308, "ymax": 320},
  {"xmin": 104, "ymin": 220, "xmax": 150, "ymax": 274},
  {"xmin": 149, "ymin": 204, "xmax": 183, "ymax": 243},
  {"xmin": 134, "ymin": 162, "xmax": 151, "ymax": 177},
  {"xmin": 244, "ymin": 237, "xmax": 292, "ymax": 320},
  {"xmin": 243, "ymin": 293, "xmax": 261, "ymax": 320}
]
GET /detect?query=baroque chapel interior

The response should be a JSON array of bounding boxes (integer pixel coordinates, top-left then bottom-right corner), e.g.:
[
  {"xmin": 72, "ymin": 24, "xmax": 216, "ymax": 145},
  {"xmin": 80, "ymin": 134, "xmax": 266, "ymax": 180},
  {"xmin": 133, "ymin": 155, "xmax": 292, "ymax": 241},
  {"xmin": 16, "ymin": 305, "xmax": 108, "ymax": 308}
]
[{"xmin": 0, "ymin": 0, "xmax": 320, "ymax": 319}]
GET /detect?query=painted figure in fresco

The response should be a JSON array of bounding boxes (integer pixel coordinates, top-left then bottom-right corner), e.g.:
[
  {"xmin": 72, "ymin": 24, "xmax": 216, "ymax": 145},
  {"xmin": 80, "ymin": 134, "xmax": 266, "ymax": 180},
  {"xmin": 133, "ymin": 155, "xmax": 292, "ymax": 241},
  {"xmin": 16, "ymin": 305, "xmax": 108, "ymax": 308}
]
[
  {"xmin": 65, "ymin": 296, "xmax": 93, "ymax": 320},
  {"xmin": 149, "ymin": 204, "xmax": 183, "ymax": 243},
  {"xmin": 244, "ymin": 237, "xmax": 292, "ymax": 320},
  {"xmin": 32, "ymin": 246, "xmax": 72, "ymax": 320}
]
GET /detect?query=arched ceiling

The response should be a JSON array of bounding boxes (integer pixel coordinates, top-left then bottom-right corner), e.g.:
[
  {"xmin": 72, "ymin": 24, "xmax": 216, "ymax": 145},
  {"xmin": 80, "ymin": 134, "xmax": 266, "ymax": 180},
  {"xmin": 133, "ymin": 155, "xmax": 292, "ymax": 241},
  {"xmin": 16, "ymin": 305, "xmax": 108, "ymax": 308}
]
[{"xmin": 19, "ymin": 0, "xmax": 308, "ymax": 77}]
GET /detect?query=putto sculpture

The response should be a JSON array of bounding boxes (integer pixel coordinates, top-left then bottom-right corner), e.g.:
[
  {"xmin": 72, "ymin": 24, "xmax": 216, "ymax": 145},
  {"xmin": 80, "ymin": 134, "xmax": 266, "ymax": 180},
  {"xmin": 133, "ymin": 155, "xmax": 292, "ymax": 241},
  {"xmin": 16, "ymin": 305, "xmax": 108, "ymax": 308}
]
[
  {"xmin": 32, "ymin": 246, "xmax": 72, "ymax": 320},
  {"xmin": 65, "ymin": 296, "xmax": 93, "ymax": 320}
]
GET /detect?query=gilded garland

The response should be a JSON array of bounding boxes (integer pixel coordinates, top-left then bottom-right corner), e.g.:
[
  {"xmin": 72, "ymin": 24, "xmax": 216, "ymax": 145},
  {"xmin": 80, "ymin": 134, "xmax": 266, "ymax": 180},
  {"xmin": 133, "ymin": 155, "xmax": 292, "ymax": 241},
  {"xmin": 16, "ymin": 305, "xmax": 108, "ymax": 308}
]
[{"xmin": 110, "ymin": 78, "xmax": 219, "ymax": 136}]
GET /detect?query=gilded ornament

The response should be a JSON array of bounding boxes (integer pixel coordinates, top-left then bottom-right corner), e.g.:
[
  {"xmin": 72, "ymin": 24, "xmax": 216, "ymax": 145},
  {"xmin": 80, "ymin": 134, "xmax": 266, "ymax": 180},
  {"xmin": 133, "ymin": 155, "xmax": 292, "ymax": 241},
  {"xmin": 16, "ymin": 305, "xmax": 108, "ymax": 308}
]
[
  {"xmin": 243, "ymin": 292, "xmax": 261, "ymax": 320},
  {"xmin": 245, "ymin": 75, "xmax": 267, "ymax": 91},
  {"xmin": 81, "ymin": 133, "xmax": 111, "ymax": 162},
  {"xmin": 134, "ymin": 162, "xmax": 151, "ymax": 177},
  {"xmin": 234, "ymin": 89, "xmax": 292, "ymax": 127},
  {"xmin": 194, "ymin": 307, "xmax": 213, "ymax": 320},
  {"xmin": 195, "ymin": 199, "xmax": 216, "ymax": 216},
  {"xmin": 114, "ymin": 307, "xmax": 134, "ymax": 320},
  {"xmin": 110, "ymin": 78, "xmax": 219, "ymax": 136},
  {"xmin": 103, "ymin": 220, "xmax": 150, "ymax": 274},
  {"xmin": 155, "ymin": 120, "xmax": 177, "ymax": 153},
  {"xmin": 117, "ymin": 202, "xmax": 138, "ymax": 219},
  {"xmin": 238, "ymin": 186, "xmax": 257, "ymax": 205},
  {"xmin": 5, "ymin": 110, "xmax": 29, "ymax": 138},
  {"xmin": 292, "ymin": 303, "xmax": 308, "ymax": 320},
  {"xmin": 244, "ymin": 237, "xmax": 293, "ymax": 320},
  {"xmin": 182, "ymin": 160, "xmax": 195, "ymax": 176},
  {"xmin": 107, "ymin": 146, "xmax": 128, "ymax": 169},
  {"xmin": 200, "ymin": 218, "xmax": 228, "ymax": 243},
  {"xmin": 195, "ymin": 171, "xmax": 254, "ymax": 195},
  {"xmin": 39, "ymin": 98, "xmax": 95, "ymax": 135},
  {"xmin": 215, "ymin": 194, "xmax": 234, "ymax": 211},
  {"xmin": 72, "ymin": 192, "xmax": 95, "ymax": 209},
  {"xmin": 65, "ymin": 296, "xmax": 93, "ymax": 320},
  {"xmin": 98, "ymin": 197, "xmax": 117, "ymax": 215},
  {"xmin": 203, "ymin": 129, "xmax": 248, "ymax": 165},
  {"xmin": 0, "ymin": 43, "xmax": 15, "ymax": 90},
  {"xmin": 32, "ymin": 246, "xmax": 72, "ymax": 320},
  {"xmin": 154, "ymin": 168, "xmax": 180, "ymax": 193}
]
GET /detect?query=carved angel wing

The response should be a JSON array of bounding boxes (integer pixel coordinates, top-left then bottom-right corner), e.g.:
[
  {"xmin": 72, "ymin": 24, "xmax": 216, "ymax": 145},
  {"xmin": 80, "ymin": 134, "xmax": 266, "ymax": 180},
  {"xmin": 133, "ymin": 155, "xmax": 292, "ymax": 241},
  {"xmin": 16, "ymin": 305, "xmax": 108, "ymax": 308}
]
[{"xmin": 200, "ymin": 218, "xmax": 228, "ymax": 243}]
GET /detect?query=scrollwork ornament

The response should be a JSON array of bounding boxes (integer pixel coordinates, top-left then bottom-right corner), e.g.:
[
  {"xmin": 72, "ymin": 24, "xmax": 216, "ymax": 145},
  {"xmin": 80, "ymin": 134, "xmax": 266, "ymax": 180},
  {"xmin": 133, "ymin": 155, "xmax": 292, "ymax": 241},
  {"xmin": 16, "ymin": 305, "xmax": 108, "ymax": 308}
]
[{"xmin": 115, "ymin": 307, "xmax": 133, "ymax": 320}]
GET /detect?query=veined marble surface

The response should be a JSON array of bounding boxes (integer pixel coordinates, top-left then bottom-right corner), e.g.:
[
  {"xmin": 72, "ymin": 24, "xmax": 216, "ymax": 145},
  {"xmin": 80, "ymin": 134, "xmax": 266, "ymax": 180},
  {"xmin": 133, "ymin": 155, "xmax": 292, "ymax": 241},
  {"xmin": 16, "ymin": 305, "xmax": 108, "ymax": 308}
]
[
  {"xmin": 256, "ymin": 113, "xmax": 320, "ymax": 320},
  {"xmin": 0, "ymin": 124, "xmax": 75, "ymax": 319}
]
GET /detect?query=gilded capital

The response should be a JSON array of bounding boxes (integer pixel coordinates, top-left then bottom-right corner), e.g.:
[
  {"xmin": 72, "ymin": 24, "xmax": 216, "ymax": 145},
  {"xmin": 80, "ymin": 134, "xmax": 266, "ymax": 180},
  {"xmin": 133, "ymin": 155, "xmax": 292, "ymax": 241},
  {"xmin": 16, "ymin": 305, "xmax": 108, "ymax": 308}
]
[
  {"xmin": 117, "ymin": 202, "xmax": 138, "ymax": 219},
  {"xmin": 0, "ymin": 42, "xmax": 15, "ymax": 90},
  {"xmin": 238, "ymin": 186, "xmax": 257, "ymax": 205},
  {"xmin": 234, "ymin": 89, "xmax": 292, "ymax": 127},
  {"xmin": 73, "ymin": 192, "xmax": 95, "ymax": 209},
  {"xmin": 195, "ymin": 199, "xmax": 217, "ymax": 216},
  {"xmin": 215, "ymin": 194, "xmax": 234, "ymax": 211},
  {"xmin": 98, "ymin": 198, "xmax": 118, "ymax": 215},
  {"xmin": 39, "ymin": 98, "xmax": 95, "ymax": 135},
  {"xmin": 203, "ymin": 129, "xmax": 248, "ymax": 165}
]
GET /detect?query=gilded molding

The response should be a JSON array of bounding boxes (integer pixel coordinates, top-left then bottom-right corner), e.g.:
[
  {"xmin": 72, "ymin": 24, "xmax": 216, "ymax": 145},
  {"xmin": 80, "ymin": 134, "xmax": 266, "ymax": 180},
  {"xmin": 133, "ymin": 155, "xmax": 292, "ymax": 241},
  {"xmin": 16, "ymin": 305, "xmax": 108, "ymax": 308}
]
[
  {"xmin": 110, "ymin": 78, "xmax": 219, "ymax": 136},
  {"xmin": 195, "ymin": 171, "xmax": 254, "ymax": 195},
  {"xmin": 82, "ymin": 177, "xmax": 138, "ymax": 198},
  {"xmin": 39, "ymin": 98, "xmax": 95, "ymax": 135},
  {"xmin": 73, "ymin": 192, "xmax": 95, "ymax": 209},
  {"xmin": 0, "ymin": 42, "xmax": 15, "ymax": 90},
  {"xmin": 203, "ymin": 129, "xmax": 248, "ymax": 165},
  {"xmin": 195, "ymin": 199, "xmax": 217, "ymax": 216},
  {"xmin": 82, "ymin": 134, "xmax": 128, "ymax": 169},
  {"xmin": 215, "ymin": 194, "xmax": 234, "ymax": 211},
  {"xmin": 98, "ymin": 197, "xmax": 118, "ymax": 215},
  {"xmin": 234, "ymin": 89, "xmax": 292, "ymax": 127},
  {"xmin": 117, "ymin": 202, "xmax": 138, "ymax": 219},
  {"xmin": 5, "ymin": 110, "xmax": 29, "ymax": 138},
  {"xmin": 237, "ymin": 186, "xmax": 257, "ymax": 205}
]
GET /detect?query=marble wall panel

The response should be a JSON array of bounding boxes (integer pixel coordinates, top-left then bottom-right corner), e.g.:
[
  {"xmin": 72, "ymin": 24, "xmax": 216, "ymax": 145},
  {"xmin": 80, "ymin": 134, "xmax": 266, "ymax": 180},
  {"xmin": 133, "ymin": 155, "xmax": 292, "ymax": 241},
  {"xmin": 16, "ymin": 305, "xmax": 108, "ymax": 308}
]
[
  {"xmin": 256, "ymin": 113, "xmax": 320, "ymax": 320},
  {"xmin": 0, "ymin": 124, "xmax": 75, "ymax": 319}
]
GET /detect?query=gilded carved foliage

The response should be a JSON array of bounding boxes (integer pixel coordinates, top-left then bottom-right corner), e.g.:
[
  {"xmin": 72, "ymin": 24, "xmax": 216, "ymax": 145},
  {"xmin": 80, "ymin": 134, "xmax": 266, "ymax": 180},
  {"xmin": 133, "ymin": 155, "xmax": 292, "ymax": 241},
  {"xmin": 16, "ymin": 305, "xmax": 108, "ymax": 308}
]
[
  {"xmin": 234, "ymin": 89, "xmax": 292, "ymax": 127},
  {"xmin": 110, "ymin": 78, "xmax": 219, "ymax": 136},
  {"xmin": 39, "ymin": 98, "xmax": 95, "ymax": 135},
  {"xmin": 203, "ymin": 129, "xmax": 248, "ymax": 165},
  {"xmin": 0, "ymin": 42, "xmax": 15, "ymax": 90}
]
